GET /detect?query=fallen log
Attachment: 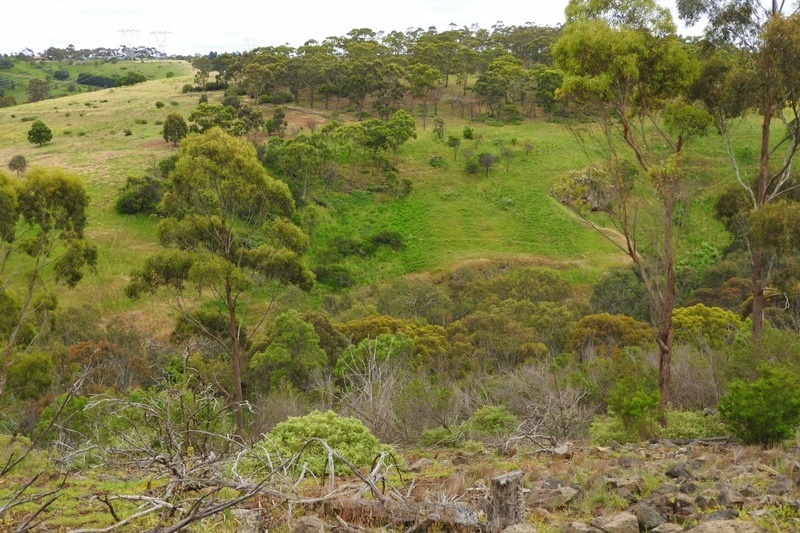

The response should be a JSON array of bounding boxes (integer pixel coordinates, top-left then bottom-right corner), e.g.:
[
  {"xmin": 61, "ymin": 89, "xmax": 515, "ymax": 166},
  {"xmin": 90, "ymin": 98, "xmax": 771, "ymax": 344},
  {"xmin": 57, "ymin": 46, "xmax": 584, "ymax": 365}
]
[{"xmin": 325, "ymin": 498, "xmax": 482, "ymax": 531}]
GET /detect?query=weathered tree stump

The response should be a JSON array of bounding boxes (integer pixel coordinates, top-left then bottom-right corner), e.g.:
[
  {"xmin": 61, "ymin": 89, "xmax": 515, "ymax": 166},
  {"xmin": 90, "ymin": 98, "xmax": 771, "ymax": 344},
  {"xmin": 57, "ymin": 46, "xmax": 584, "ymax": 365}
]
[{"xmin": 488, "ymin": 470, "xmax": 525, "ymax": 533}]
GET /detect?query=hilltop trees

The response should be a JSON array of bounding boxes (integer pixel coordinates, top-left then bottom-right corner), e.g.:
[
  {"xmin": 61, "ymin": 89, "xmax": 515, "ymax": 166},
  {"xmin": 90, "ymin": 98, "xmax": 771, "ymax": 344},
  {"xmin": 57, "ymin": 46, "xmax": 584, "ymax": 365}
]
[{"xmin": 125, "ymin": 127, "xmax": 314, "ymax": 437}]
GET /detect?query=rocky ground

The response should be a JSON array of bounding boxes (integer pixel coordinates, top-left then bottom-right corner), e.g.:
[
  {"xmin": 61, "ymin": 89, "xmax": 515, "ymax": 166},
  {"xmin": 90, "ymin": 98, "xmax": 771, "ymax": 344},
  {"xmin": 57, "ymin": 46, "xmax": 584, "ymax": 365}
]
[{"xmin": 266, "ymin": 439, "xmax": 800, "ymax": 533}]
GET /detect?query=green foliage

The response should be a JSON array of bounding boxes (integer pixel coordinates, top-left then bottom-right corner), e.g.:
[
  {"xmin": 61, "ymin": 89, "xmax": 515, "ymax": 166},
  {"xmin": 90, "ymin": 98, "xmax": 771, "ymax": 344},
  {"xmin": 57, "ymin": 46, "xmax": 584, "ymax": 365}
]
[
  {"xmin": 606, "ymin": 374, "xmax": 661, "ymax": 441},
  {"xmin": 115, "ymin": 174, "xmax": 165, "ymax": 215},
  {"xmin": 335, "ymin": 333, "xmax": 416, "ymax": 380},
  {"xmin": 162, "ymin": 112, "xmax": 188, "ymax": 146},
  {"xmin": 7, "ymin": 154, "xmax": 26, "ymax": 177},
  {"xmin": 718, "ymin": 365, "xmax": 800, "ymax": 446},
  {"xmin": 34, "ymin": 394, "xmax": 97, "ymax": 446},
  {"xmin": 590, "ymin": 267, "xmax": 650, "ymax": 322},
  {"xmin": 589, "ymin": 415, "xmax": 641, "ymax": 445},
  {"xmin": 7, "ymin": 351, "xmax": 53, "ymax": 400},
  {"xmin": 429, "ymin": 154, "xmax": 448, "ymax": 168},
  {"xmin": 258, "ymin": 410, "xmax": 390, "ymax": 475},
  {"xmin": 418, "ymin": 426, "xmax": 464, "ymax": 447},
  {"xmin": 115, "ymin": 71, "xmax": 147, "ymax": 87},
  {"xmin": 464, "ymin": 405, "xmax": 518, "ymax": 439},
  {"xmin": 27, "ymin": 119, "xmax": 52, "ymax": 146},
  {"xmin": 249, "ymin": 309, "xmax": 327, "ymax": 392},
  {"xmin": 672, "ymin": 303, "xmax": 748, "ymax": 350},
  {"xmin": 312, "ymin": 264, "xmax": 355, "ymax": 289},
  {"xmin": 53, "ymin": 69, "xmax": 70, "ymax": 81},
  {"xmin": 658, "ymin": 410, "xmax": 727, "ymax": 441},
  {"xmin": 463, "ymin": 126, "xmax": 474, "ymax": 140},
  {"xmin": 569, "ymin": 313, "xmax": 653, "ymax": 359}
]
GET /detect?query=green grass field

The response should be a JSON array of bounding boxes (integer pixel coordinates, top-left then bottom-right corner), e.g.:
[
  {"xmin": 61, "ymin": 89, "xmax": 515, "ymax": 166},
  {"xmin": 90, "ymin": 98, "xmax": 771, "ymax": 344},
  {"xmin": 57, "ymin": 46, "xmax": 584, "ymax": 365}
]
[{"xmin": 0, "ymin": 69, "xmax": 745, "ymax": 328}]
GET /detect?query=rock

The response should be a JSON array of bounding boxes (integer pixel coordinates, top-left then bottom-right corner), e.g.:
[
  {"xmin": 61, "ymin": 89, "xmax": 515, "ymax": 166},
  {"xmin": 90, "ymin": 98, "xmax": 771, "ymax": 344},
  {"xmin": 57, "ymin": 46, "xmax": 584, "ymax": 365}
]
[
  {"xmin": 452, "ymin": 455, "xmax": 468, "ymax": 466},
  {"xmin": 789, "ymin": 462, "xmax": 800, "ymax": 484},
  {"xmin": 231, "ymin": 508, "xmax": 264, "ymax": 533},
  {"xmin": 666, "ymin": 462, "xmax": 694, "ymax": 480},
  {"xmin": 695, "ymin": 490, "xmax": 721, "ymax": 510},
  {"xmin": 551, "ymin": 442, "xmax": 574, "ymax": 459},
  {"xmin": 292, "ymin": 515, "xmax": 325, "ymax": 533},
  {"xmin": 563, "ymin": 522, "xmax": 603, "ymax": 533},
  {"xmin": 718, "ymin": 486, "xmax": 746, "ymax": 508},
  {"xmin": 406, "ymin": 457, "xmax": 435, "ymax": 472},
  {"xmin": 702, "ymin": 508, "xmax": 739, "ymax": 521},
  {"xmin": 614, "ymin": 487, "xmax": 637, "ymax": 504},
  {"xmin": 589, "ymin": 512, "xmax": 639, "ymax": 533},
  {"xmin": 684, "ymin": 519, "xmax": 767, "ymax": 532},
  {"xmin": 767, "ymin": 475, "xmax": 793, "ymax": 496},
  {"xmin": 631, "ymin": 502, "xmax": 665, "ymax": 530},
  {"xmin": 500, "ymin": 523, "xmax": 537, "ymax": 533},
  {"xmin": 542, "ymin": 477, "xmax": 569, "ymax": 489},
  {"xmin": 527, "ymin": 485, "xmax": 581, "ymax": 511},
  {"xmin": 652, "ymin": 524, "xmax": 683, "ymax": 533},
  {"xmin": 605, "ymin": 475, "xmax": 644, "ymax": 494}
]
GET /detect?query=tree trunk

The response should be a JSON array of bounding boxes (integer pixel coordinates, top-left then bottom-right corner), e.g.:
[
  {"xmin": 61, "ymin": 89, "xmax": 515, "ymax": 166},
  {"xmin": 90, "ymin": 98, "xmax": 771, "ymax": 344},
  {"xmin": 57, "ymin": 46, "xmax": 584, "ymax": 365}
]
[
  {"xmin": 226, "ymin": 281, "xmax": 245, "ymax": 440},
  {"xmin": 752, "ymin": 90, "xmax": 774, "ymax": 344},
  {"xmin": 488, "ymin": 470, "xmax": 525, "ymax": 533},
  {"xmin": 658, "ymin": 196, "xmax": 677, "ymax": 418}
]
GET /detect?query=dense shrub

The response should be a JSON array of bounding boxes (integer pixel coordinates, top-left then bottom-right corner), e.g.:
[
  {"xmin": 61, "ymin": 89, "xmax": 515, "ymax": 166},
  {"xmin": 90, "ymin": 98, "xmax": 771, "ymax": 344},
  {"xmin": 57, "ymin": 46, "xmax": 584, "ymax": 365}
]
[
  {"xmin": 76, "ymin": 73, "xmax": 115, "ymax": 88},
  {"xmin": 259, "ymin": 93, "xmax": 294, "ymax": 104},
  {"xmin": 607, "ymin": 374, "xmax": 660, "ymax": 441},
  {"xmin": 115, "ymin": 174, "xmax": 165, "ymax": 214},
  {"xmin": 312, "ymin": 264, "xmax": 355, "ymax": 289},
  {"xmin": 429, "ymin": 154, "xmax": 448, "ymax": 168},
  {"xmin": 658, "ymin": 410, "xmax": 728, "ymax": 440},
  {"xmin": 718, "ymin": 365, "xmax": 800, "ymax": 446},
  {"xmin": 464, "ymin": 405, "xmax": 518, "ymax": 439},
  {"xmin": 418, "ymin": 426, "xmax": 464, "ymax": 447},
  {"xmin": 257, "ymin": 410, "xmax": 391, "ymax": 475},
  {"xmin": 53, "ymin": 69, "xmax": 70, "ymax": 80}
]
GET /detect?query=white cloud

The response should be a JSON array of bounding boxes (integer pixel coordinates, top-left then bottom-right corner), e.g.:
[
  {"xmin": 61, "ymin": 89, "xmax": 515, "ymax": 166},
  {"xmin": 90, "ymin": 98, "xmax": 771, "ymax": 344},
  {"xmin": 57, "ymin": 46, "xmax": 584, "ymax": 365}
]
[{"xmin": 2, "ymin": 0, "xmax": 694, "ymax": 56}]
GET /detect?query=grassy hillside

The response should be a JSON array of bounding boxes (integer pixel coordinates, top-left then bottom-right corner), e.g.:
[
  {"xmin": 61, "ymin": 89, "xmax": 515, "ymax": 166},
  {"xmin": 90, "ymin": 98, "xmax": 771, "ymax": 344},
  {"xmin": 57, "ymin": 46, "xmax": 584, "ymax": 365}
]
[
  {"xmin": 0, "ymin": 73, "xmax": 738, "ymax": 332},
  {"xmin": 0, "ymin": 58, "xmax": 193, "ymax": 104}
]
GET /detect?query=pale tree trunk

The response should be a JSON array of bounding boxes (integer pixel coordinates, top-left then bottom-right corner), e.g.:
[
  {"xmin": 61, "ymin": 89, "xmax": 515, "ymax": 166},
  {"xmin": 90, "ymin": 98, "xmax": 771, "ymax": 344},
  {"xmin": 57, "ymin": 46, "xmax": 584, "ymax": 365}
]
[
  {"xmin": 226, "ymin": 281, "xmax": 245, "ymax": 440},
  {"xmin": 751, "ymin": 90, "xmax": 774, "ymax": 344},
  {"xmin": 657, "ymin": 195, "xmax": 676, "ymax": 416}
]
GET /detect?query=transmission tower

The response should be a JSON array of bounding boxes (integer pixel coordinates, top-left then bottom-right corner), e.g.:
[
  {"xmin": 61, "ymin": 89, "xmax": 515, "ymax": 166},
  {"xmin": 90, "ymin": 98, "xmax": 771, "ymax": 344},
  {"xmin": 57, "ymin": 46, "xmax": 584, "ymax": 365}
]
[
  {"xmin": 150, "ymin": 31, "xmax": 171, "ymax": 57},
  {"xmin": 118, "ymin": 28, "xmax": 140, "ymax": 58}
]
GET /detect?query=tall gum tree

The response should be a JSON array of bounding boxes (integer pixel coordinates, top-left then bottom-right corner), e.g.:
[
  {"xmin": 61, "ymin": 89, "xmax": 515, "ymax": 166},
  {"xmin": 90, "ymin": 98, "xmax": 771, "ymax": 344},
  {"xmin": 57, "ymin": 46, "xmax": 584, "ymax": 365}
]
[
  {"xmin": 553, "ymin": 0, "xmax": 711, "ymax": 417},
  {"xmin": 125, "ymin": 127, "xmax": 314, "ymax": 438},
  {"xmin": 677, "ymin": 0, "xmax": 800, "ymax": 343}
]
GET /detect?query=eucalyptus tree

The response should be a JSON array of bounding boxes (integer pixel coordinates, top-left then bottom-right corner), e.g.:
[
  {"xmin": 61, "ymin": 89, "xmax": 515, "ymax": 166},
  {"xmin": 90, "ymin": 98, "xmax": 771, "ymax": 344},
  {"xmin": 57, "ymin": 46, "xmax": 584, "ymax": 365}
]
[
  {"xmin": 125, "ymin": 128, "xmax": 314, "ymax": 437},
  {"xmin": 677, "ymin": 0, "xmax": 800, "ymax": 342},
  {"xmin": 296, "ymin": 41, "xmax": 339, "ymax": 108},
  {"xmin": 472, "ymin": 54, "xmax": 529, "ymax": 118},
  {"xmin": 0, "ymin": 168, "xmax": 97, "ymax": 398},
  {"xmin": 552, "ymin": 0, "xmax": 711, "ymax": 416}
]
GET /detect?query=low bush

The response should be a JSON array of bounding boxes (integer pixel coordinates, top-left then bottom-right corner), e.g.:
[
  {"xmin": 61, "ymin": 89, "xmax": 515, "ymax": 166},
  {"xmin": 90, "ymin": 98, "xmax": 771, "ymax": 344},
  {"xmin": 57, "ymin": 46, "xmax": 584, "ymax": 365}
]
[
  {"xmin": 658, "ymin": 410, "xmax": 728, "ymax": 441},
  {"xmin": 255, "ymin": 410, "xmax": 391, "ymax": 475},
  {"xmin": 464, "ymin": 405, "xmax": 518, "ymax": 440},
  {"xmin": 718, "ymin": 365, "xmax": 800, "ymax": 446}
]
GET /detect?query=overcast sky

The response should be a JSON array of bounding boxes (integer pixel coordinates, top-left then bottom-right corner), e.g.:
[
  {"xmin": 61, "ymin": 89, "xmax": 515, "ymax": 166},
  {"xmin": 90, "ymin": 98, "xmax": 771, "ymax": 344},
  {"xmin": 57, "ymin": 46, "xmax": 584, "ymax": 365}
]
[{"xmin": 3, "ymin": 0, "xmax": 693, "ymax": 57}]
